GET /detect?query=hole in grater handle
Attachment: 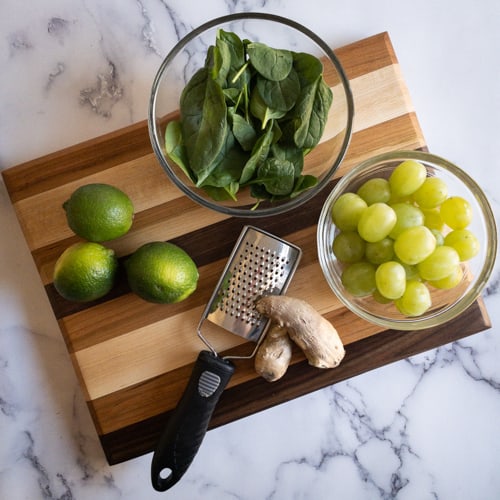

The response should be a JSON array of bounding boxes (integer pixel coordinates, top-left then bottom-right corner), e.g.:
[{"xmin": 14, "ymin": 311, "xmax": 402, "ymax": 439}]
[{"xmin": 197, "ymin": 225, "xmax": 302, "ymax": 360}]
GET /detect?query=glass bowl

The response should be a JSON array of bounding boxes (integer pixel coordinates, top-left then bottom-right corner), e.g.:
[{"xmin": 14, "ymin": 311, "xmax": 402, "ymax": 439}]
[
  {"xmin": 148, "ymin": 13, "xmax": 353, "ymax": 217},
  {"xmin": 317, "ymin": 150, "xmax": 497, "ymax": 330}
]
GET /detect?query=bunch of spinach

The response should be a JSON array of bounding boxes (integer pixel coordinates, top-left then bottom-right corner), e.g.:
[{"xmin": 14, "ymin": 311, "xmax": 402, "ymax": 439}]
[{"xmin": 165, "ymin": 29, "xmax": 333, "ymax": 207}]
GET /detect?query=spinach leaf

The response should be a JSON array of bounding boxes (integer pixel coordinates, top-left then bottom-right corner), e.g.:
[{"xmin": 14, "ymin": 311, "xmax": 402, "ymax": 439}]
[
  {"xmin": 249, "ymin": 183, "xmax": 272, "ymax": 204},
  {"xmin": 292, "ymin": 51, "xmax": 323, "ymax": 86},
  {"xmin": 180, "ymin": 67, "xmax": 228, "ymax": 185},
  {"xmin": 256, "ymin": 68, "xmax": 300, "ymax": 112},
  {"xmin": 239, "ymin": 121, "xmax": 274, "ymax": 184},
  {"xmin": 249, "ymin": 172, "xmax": 318, "ymax": 202},
  {"xmin": 229, "ymin": 107, "xmax": 257, "ymax": 151},
  {"xmin": 290, "ymin": 174, "xmax": 318, "ymax": 198},
  {"xmin": 210, "ymin": 43, "xmax": 230, "ymax": 87},
  {"xmin": 246, "ymin": 42, "xmax": 293, "ymax": 81},
  {"xmin": 217, "ymin": 29, "xmax": 246, "ymax": 85},
  {"xmin": 223, "ymin": 87, "xmax": 241, "ymax": 105},
  {"xmin": 292, "ymin": 75, "xmax": 332, "ymax": 149},
  {"xmin": 203, "ymin": 182, "xmax": 239, "ymax": 201},
  {"xmin": 270, "ymin": 142, "xmax": 304, "ymax": 177},
  {"xmin": 253, "ymin": 158, "xmax": 295, "ymax": 196},
  {"xmin": 250, "ymin": 89, "xmax": 286, "ymax": 130},
  {"xmin": 200, "ymin": 130, "xmax": 247, "ymax": 188},
  {"xmin": 287, "ymin": 51, "xmax": 332, "ymax": 149},
  {"xmin": 164, "ymin": 120, "xmax": 194, "ymax": 182}
]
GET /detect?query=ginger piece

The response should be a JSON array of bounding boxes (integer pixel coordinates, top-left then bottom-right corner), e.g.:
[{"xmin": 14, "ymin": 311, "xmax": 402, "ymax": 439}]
[
  {"xmin": 256, "ymin": 295, "xmax": 345, "ymax": 369},
  {"xmin": 254, "ymin": 323, "xmax": 293, "ymax": 382}
]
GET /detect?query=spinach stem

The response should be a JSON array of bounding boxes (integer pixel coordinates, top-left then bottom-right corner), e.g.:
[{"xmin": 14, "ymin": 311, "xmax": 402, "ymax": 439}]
[{"xmin": 231, "ymin": 61, "xmax": 249, "ymax": 84}]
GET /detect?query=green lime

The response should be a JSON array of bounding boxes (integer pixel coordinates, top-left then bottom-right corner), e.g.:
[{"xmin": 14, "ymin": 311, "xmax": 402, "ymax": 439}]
[
  {"xmin": 125, "ymin": 242, "xmax": 199, "ymax": 304},
  {"xmin": 63, "ymin": 183, "xmax": 134, "ymax": 242},
  {"xmin": 53, "ymin": 242, "xmax": 118, "ymax": 302}
]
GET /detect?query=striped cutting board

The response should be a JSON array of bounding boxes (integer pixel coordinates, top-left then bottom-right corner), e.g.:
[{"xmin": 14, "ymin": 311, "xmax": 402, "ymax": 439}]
[{"xmin": 2, "ymin": 32, "xmax": 490, "ymax": 464}]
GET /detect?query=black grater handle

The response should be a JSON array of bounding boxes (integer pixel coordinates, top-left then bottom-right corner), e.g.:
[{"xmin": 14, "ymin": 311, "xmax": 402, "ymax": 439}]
[{"xmin": 151, "ymin": 350, "xmax": 235, "ymax": 491}]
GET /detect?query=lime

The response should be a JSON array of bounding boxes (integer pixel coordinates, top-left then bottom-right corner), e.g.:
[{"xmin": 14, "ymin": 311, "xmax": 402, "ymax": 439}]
[
  {"xmin": 53, "ymin": 242, "xmax": 118, "ymax": 302},
  {"xmin": 125, "ymin": 242, "xmax": 199, "ymax": 304},
  {"xmin": 63, "ymin": 183, "xmax": 134, "ymax": 242}
]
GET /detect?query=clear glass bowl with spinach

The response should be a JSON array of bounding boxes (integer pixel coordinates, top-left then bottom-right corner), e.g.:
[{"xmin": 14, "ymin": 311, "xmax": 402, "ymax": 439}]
[{"xmin": 149, "ymin": 13, "xmax": 353, "ymax": 217}]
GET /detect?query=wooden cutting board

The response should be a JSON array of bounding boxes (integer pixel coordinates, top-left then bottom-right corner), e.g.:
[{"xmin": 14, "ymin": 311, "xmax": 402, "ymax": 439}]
[{"xmin": 2, "ymin": 32, "xmax": 490, "ymax": 465}]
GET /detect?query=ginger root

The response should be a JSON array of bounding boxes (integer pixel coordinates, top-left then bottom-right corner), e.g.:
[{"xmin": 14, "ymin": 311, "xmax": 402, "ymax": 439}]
[
  {"xmin": 256, "ymin": 295, "xmax": 345, "ymax": 369},
  {"xmin": 254, "ymin": 324, "xmax": 293, "ymax": 382}
]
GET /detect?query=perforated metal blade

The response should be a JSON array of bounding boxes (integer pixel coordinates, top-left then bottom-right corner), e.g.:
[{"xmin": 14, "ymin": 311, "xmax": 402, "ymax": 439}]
[{"xmin": 197, "ymin": 225, "xmax": 301, "ymax": 359}]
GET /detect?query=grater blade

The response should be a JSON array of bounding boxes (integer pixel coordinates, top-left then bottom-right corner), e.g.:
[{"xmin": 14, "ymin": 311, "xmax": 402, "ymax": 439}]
[{"xmin": 197, "ymin": 225, "xmax": 302, "ymax": 358}]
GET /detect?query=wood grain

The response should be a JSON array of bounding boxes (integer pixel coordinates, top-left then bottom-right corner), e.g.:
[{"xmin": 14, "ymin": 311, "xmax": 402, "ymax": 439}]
[{"xmin": 2, "ymin": 32, "xmax": 490, "ymax": 465}]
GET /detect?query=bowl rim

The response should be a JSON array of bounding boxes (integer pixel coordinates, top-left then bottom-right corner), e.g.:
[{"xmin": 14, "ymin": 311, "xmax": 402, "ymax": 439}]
[
  {"xmin": 317, "ymin": 149, "xmax": 498, "ymax": 330},
  {"xmin": 148, "ymin": 12, "xmax": 354, "ymax": 217}
]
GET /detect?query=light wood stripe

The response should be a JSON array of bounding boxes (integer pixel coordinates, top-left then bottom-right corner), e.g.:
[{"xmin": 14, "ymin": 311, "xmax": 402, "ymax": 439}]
[{"xmin": 349, "ymin": 64, "xmax": 415, "ymax": 133}]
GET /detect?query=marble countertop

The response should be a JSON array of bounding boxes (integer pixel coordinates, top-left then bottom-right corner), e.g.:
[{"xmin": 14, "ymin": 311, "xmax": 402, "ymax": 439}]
[{"xmin": 1, "ymin": 1, "xmax": 499, "ymax": 498}]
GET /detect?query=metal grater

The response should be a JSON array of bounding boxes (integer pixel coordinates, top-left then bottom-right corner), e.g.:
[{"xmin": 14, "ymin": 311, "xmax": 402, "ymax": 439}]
[
  {"xmin": 197, "ymin": 225, "xmax": 302, "ymax": 359},
  {"xmin": 151, "ymin": 225, "xmax": 302, "ymax": 491}
]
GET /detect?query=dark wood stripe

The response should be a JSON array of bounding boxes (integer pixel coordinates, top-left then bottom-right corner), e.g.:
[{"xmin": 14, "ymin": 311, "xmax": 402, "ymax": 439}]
[
  {"xmin": 334, "ymin": 32, "xmax": 396, "ymax": 81},
  {"xmin": 97, "ymin": 298, "xmax": 490, "ymax": 465}
]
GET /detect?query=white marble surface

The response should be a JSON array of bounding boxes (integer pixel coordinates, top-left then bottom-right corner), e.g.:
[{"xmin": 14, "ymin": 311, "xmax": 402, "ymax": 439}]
[{"xmin": 1, "ymin": 0, "xmax": 499, "ymax": 498}]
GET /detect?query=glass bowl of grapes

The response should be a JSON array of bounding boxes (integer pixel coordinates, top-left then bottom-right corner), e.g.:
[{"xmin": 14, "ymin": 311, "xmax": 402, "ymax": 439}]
[
  {"xmin": 317, "ymin": 150, "xmax": 497, "ymax": 330},
  {"xmin": 148, "ymin": 13, "xmax": 353, "ymax": 217}
]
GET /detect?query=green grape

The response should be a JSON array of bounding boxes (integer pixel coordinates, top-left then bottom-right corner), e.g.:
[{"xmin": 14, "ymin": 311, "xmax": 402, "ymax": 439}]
[
  {"xmin": 357, "ymin": 177, "xmax": 391, "ymax": 205},
  {"xmin": 430, "ymin": 229, "xmax": 444, "ymax": 246},
  {"xmin": 444, "ymin": 229, "xmax": 480, "ymax": 261},
  {"xmin": 388, "ymin": 192, "xmax": 412, "ymax": 205},
  {"xmin": 440, "ymin": 196, "xmax": 472, "ymax": 230},
  {"xmin": 417, "ymin": 245, "xmax": 460, "ymax": 281},
  {"xmin": 395, "ymin": 280, "xmax": 431, "ymax": 316},
  {"xmin": 332, "ymin": 231, "xmax": 366, "ymax": 263},
  {"xmin": 413, "ymin": 177, "xmax": 448, "ymax": 209},
  {"xmin": 395, "ymin": 259, "xmax": 420, "ymax": 281},
  {"xmin": 331, "ymin": 193, "xmax": 367, "ymax": 231},
  {"xmin": 341, "ymin": 261, "xmax": 377, "ymax": 297},
  {"xmin": 389, "ymin": 160, "xmax": 427, "ymax": 197},
  {"xmin": 423, "ymin": 207, "xmax": 445, "ymax": 231},
  {"xmin": 357, "ymin": 202, "xmax": 397, "ymax": 242},
  {"xmin": 375, "ymin": 261, "xmax": 406, "ymax": 299},
  {"xmin": 394, "ymin": 225, "xmax": 436, "ymax": 265},
  {"xmin": 365, "ymin": 237, "xmax": 394, "ymax": 264},
  {"xmin": 428, "ymin": 265, "xmax": 463, "ymax": 289},
  {"xmin": 389, "ymin": 202, "xmax": 425, "ymax": 239}
]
